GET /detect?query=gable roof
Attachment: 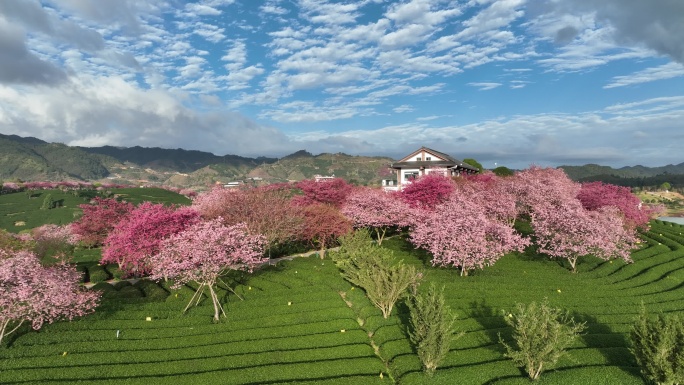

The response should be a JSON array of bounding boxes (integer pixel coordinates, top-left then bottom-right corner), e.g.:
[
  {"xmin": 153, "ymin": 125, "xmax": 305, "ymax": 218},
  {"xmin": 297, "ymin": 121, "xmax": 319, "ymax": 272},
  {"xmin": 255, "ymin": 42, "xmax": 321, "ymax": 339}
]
[{"xmin": 391, "ymin": 146, "xmax": 479, "ymax": 172}]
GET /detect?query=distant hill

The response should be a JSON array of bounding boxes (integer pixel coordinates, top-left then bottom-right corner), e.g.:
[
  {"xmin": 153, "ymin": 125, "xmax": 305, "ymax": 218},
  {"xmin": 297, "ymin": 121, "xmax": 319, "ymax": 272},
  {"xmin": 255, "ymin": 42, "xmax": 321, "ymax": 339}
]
[
  {"xmin": 248, "ymin": 151, "xmax": 392, "ymax": 185},
  {"xmin": 80, "ymin": 145, "xmax": 276, "ymax": 173},
  {"xmin": 0, "ymin": 134, "xmax": 110, "ymax": 181},
  {"xmin": 0, "ymin": 134, "xmax": 393, "ymax": 188},
  {"xmin": 560, "ymin": 163, "xmax": 684, "ymax": 180},
  {"xmin": 559, "ymin": 163, "xmax": 684, "ymax": 189},
  {"xmin": 4, "ymin": 133, "xmax": 680, "ymax": 189}
]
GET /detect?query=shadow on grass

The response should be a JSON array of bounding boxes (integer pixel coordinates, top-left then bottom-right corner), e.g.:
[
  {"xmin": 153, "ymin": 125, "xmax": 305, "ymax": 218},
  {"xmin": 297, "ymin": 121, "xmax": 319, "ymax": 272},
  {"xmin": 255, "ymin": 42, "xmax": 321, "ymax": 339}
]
[
  {"xmin": 573, "ymin": 311, "xmax": 636, "ymax": 372},
  {"xmin": 394, "ymin": 300, "xmax": 411, "ymax": 341},
  {"xmin": 468, "ymin": 299, "xmax": 508, "ymax": 352},
  {"xmin": 395, "ymin": 238, "xmax": 433, "ymax": 267},
  {"xmin": 2, "ymin": 322, "xmax": 33, "ymax": 348},
  {"xmin": 468, "ymin": 299, "xmax": 528, "ymax": 379}
]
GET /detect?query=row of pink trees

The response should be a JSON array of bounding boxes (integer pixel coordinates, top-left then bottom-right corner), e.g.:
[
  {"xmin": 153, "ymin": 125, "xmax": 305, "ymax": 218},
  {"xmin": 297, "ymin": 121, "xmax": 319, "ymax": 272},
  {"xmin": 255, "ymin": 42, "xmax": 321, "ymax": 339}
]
[
  {"xmin": 71, "ymin": 169, "xmax": 654, "ymax": 279},
  {"xmin": 342, "ymin": 166, "xmax": 649, "ymax": 275},
  {"xmin": 0, "ymin": 168, "xmax": 653, "ymax": 340}
]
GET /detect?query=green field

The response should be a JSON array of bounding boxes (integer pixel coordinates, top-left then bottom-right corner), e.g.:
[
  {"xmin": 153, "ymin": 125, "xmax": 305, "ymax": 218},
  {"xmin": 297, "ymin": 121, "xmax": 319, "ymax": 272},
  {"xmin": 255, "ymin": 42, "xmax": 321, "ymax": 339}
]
[
  {"xmin": 1, "ymin": 218, "xmax": 683, "ymax": 384},
  {"xmin": 0, "ymin": 188, "xmax": 191, "ymax": 232}
]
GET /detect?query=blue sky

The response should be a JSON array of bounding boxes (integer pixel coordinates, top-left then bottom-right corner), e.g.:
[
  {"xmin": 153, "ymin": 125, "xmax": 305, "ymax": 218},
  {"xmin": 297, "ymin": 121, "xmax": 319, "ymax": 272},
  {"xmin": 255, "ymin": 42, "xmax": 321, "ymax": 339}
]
[{"xmin": 0, "ymin": 0, "xmax": 683, "ymax": 169}]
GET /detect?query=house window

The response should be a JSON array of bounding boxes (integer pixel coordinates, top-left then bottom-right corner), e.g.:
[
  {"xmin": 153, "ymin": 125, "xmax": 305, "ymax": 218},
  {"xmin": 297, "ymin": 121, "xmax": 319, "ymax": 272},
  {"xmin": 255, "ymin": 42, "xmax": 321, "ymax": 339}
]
[
  {"xmin": 404, "ymin": 172, "xmax": 419, "ymax": 181},
  {"xmin": 426, "ymin": 156, "xmax": 432, "ymax": 161}
]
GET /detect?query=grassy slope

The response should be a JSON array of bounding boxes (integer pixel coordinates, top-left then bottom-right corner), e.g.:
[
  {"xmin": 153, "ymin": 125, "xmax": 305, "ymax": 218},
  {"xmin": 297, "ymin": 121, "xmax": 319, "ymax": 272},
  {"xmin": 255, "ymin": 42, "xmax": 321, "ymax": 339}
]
[
  {"xmin": 0, "ymin": 222, "xmax": 683, "ymax": 384},
  {"xmin": 0, "ymin": 188, "xmax": 191, "ymax": 233}
]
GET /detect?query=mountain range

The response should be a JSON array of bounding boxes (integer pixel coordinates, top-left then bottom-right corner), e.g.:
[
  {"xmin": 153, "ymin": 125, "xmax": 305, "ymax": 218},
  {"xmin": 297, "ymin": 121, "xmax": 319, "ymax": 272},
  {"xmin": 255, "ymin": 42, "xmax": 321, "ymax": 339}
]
[
  {"xmin": 1, "ymin": 133, "xmax": 683, "ymax": 189},
  {"xmin": 0, "ymin": 134, "xmax": 392, "ymax": 188}
]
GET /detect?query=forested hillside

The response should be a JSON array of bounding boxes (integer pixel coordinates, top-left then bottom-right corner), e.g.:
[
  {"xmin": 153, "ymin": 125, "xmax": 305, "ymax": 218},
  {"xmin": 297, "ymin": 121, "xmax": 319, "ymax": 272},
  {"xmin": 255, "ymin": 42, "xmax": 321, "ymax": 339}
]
[{"xmin": 0, "ymin": 134, "xmax": 393, "ymax": 187}]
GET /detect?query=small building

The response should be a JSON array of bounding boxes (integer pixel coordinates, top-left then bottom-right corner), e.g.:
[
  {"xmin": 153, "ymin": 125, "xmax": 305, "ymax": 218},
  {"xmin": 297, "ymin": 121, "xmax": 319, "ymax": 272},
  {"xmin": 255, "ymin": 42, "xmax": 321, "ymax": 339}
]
[
  {"xmin": 381, "ymin": 178, "xmax": 399, "ymax": 192},
  {"xmin": 389, "ymin": 147, "xmax": 478, "ymax": 189},
  {"xmin": 313, "ymin": 174, "xmax": 335, "ymax": 182}
]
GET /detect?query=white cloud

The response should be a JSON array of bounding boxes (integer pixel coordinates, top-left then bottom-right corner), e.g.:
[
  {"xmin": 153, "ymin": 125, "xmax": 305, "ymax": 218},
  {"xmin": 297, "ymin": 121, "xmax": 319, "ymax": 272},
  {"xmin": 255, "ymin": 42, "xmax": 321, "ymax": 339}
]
[
  {"xmin": 509, "ymin": 80, "xmax": 530, "ymax": 89},
  {"xmin": 416, "ymin": 115, "xmax": 440, "ymax": 121},
  {"xmin": 604, "ymin": 96, "xmax": 684, "ymax": 115},
  {"xmin": 190, "ymin": 21, "xmax": 225, "ymax": 43},
  {"xmin": 604, "ymin": 62, "xmax": 684, "ymax": 88},
  {"xmin": 468, "ymin": 82, "xmax": 502, "ymax": 91},
  {"xmin": 530, "ymin": 0, "xmax": 684, "ymax": 73},
  {"xmin": 455, "ymin": 0, "xmax": 525, "ymax": 41},
  {"xmin": 296, "ymin": 97, "xmax": 684, "ymax": 168},
  {"xmin": 0, "ymin": 74, "xmax": 293, "ymax": 157},
  {"xmin": 185, "ymin": 3, "xmax": 221, "ymax": 16},
  {"xmin": 393, "ymin": 104, "xmax": 414, "ymax": 113},
  {"xmin": 260, "ymin": 2, "xmax": 289, "ymax": 16},
  {"xmin": 1, "ymin": 0, "xmax": 682, "ymax": 169},
  {"xmin": 298, "ymin": 0, "xmax": 364, "ymax": 25}
]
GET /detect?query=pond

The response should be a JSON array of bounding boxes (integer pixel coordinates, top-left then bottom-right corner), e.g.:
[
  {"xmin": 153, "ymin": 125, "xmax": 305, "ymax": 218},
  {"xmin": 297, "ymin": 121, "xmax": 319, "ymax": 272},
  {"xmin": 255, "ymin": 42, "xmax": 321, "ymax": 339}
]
[{"xmin": 659, "ymin": 216, "xmax": 684, "ymax": 225}]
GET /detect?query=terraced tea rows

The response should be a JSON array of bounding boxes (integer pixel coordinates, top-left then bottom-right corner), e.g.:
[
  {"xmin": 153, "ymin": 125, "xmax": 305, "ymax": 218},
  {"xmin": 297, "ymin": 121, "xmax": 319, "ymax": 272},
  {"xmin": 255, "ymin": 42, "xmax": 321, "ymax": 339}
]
[{"xmin": 0, "ymin": 220, "xmax": 682, "ymax": 384}]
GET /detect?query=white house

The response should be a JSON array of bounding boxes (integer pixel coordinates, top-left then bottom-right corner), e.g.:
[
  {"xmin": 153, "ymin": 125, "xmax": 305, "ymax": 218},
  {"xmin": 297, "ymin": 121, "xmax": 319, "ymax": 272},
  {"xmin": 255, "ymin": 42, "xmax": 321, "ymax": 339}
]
[{"xmin": 388, "ymin": 147, "xmax": 478, "ymax": 189}]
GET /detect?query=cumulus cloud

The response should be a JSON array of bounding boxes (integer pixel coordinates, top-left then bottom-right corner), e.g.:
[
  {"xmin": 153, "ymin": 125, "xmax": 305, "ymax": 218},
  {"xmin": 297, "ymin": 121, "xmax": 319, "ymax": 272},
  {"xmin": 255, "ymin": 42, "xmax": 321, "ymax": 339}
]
[
  {"xmin": 48, "ymin": 0, "xmax": 155, "ymax": 35},
  {"xmin": 533, "ymin": 0, "xmax": 684, "ymax": 70},
  {"xmin": 0, "ymin": 0, "xmax": 681, "ymax": 170},
  {"xmin": 0, "ymin": 17, "xmax": 67, "ymax": 85},
  {"xmin": 576, "ymin": 0, "xmax": 684, "ymax": 63},
  {"xmin": 288, "ymin": 97, "xmax": 684, "ymax": 168},
  {"xmin": 0, "ymin": 75, "xmax": 294, "ymax": 157}
]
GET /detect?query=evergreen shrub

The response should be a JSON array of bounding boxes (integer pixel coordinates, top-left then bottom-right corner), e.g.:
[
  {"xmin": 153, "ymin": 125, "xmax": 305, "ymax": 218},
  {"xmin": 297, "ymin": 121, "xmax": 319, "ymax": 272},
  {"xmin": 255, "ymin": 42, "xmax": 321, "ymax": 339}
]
[
  {"xmin": 112, "ymin": 280, "xmax": 132, "ymax": 290},
  {"xmin": 336, "ymin": 238, "xmax": 422, "ymax": 319},
  {"xmin": 407, "ymin": 284, "xmax": 460, "ymax": 375},
  {"xmin": 87, "ymin": 265, "xmax": 110, "ymax": 283},
  {"xmin": 499, "ymin": 299, "xmax": 586, "ymax": 380},
  {"xmin": 135, "ymin": 279, "xmax": 170, "ymax": 300},
  {"xmin": 117, "ymin": 285, "xmax": 144, "ymax": 299},
  {"xmin": 630, "ymin": 307, "xmax": 684, "ymax": 385}
]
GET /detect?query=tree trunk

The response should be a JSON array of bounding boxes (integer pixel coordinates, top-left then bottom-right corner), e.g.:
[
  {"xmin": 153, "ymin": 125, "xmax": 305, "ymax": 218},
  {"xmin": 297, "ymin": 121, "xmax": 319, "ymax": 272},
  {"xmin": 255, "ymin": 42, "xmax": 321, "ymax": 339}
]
[
  {"xmin": 209, "ymin": 285, "xmax": 220, "ymax": 322},
  {"xmin": 376, "ymin": 227, "xmax": 388, "ymax": 246},
  {"xmin": 319, "ymin": 240, "xmax": 326, "ymax": 259}
]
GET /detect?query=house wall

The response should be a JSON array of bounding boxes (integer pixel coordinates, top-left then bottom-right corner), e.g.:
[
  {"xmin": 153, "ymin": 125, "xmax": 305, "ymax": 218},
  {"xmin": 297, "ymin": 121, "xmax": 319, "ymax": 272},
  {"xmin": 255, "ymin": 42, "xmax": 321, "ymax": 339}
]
[
  {"xmin": 399, "ymin": 168, "xmax": 421, "ymax": 185},
  {"xmin": 392, "ymin": 148, "xmax": 461, "ymax": 190},
  {"xmin": 404, "ymin": 150, "xmax": 446, "ymax": 163},
  {"xmin": 425, "ymin": 167, "xmax": 448, "ymax": 176}
]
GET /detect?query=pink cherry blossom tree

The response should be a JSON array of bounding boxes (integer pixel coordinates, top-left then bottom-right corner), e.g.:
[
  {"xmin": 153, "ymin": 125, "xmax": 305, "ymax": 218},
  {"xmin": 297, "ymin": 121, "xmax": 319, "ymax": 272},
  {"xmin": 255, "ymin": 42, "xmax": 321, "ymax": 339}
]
[
  {"xmin": 342, "ymin": 188, "xmax": 414, "ymax": 245},
  {"xmin": 410, "ymin": 194, "xmax": 529, "ymax": 276},
  {"xmin": 0, "ymin": 249, "xmax": 99, "ymax": 345},
  {"xmin": 192, "ymin": 186, "xmax": 303, "ymax": 255},
  {"xmin": 531, "ymin": 201, "xmax": 636, "ymax": 273},
  {"xmin": 458, "ymin": 172, "xmax": 519, "ymax": 226},
  {"xmin": 71, "ymin": 197, "xmax": 134, "ymax": 247},
  {"xmin": 399, "ymin": 173, "xmax": 455, "ymax": 210},
  {"xmin": 292, "ymin": 178, "xmax": 353, "ymax": 207},
  {"xmin": 577, "ymin": 181, "xmax": 652, "ymax": 230},
  {"xmin": 102, "ymin": 203, "xmax": 200, "ymax": 276},
  {"xmin": 1, "ymin": 182, "xmax": 21, "ymax": 193},
  {"xmin": 31, "ymin": 224, "xmax": 79, "ymax": 262},
  {"xmin": 149, "ymin": 220, "xmax": 266, "ymax": 322},
  {"xmin": 0, "ymin": 230, "xmax": 30, "ymax": 253},
  {"xmin": 508, "ymin": 166, "xmax": 580, "ymax": 218},
  {"xmin": 299, "ymin": 204, "xmax": 352, "ymax": 258}
]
